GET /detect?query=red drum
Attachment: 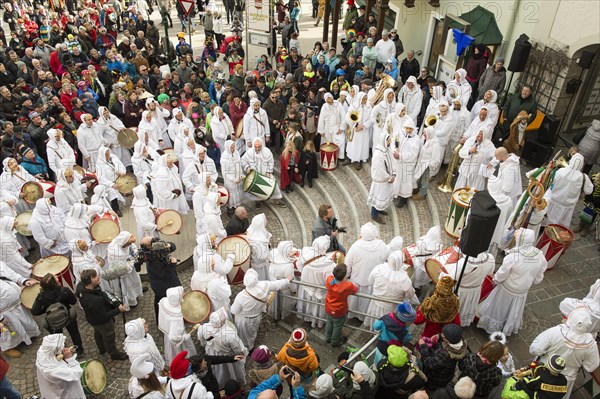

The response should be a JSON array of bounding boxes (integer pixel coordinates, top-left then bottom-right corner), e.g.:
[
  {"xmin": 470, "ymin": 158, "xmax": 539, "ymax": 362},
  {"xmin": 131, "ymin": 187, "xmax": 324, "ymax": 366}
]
[
  {"xmin": 217, "ymin": 185, "xmax": 230, "ymax": 207},
  {"xmin": 425, "ymin": 246, "xmax": 461, "ymax": 284},
  {"xmin": 155, "ymin": 208, "xmax": 183, "ymax": 235},
  {"xmin": 90, "ymin": 212, "xmax": 121, "ymax": 243},
  {"xmin": 479, "ymin": 275, "xmax": 495, "ymax": 303},
  {"xmin": 216, "ymin": 235, "xmax": 252, "ymax": 285},
  {"xmin": 536, "ymin": 224, "xmax": 574, "ymax": 270},
  {"xmin": 425, "ymin": 258, "xmax": 448, "ymax": 284},
  {"xmin": 320, "ymin": 143, "xmax": 339, "ymax": 171},
  {"xmin": 73, "ymin": 165, "xmax": 98, "ymax": 189},
  {"xmin": 403, "ymin": 244, "xmax": 418, "ymax": 268},
  {"xmin": 21, "ymin": 181, "xmax": 56, "ymax": 204},
  {"xmin": 32, "ymin": 255, "xmax": 76, "ymax": 292}
]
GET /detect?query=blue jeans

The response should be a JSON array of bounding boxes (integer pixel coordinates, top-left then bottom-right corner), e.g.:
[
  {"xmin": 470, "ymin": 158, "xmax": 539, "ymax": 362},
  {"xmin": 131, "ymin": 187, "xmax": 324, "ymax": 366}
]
[
  {"xmin": 417, "ymin": 167, "xmax": 430, "ymax": 196},
  {"xmin": 0, "ymin": 376, "xmax": 21, "ymax": 399},
  {"xmin": 371, "ymin": 207, "xmax": 379, "ymax": 218}
]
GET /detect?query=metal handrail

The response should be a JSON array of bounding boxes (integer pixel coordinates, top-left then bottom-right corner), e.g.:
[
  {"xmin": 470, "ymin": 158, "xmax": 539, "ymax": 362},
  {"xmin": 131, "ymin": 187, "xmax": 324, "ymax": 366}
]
[
  {"xmin": 331, "ymin": 332, "xmax": 381, "ymax": 382},
  {"xmin": 289, "ymin": 279, "xmax": 402, "ymax": 304}
]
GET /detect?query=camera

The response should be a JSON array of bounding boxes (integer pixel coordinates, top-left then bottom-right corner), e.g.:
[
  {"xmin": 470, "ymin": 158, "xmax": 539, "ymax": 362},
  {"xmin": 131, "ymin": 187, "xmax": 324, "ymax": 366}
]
[
  {"xmin": 134, "ymin": 238, "xmax": 177, "ymax": 271},
  {"xmin": 332, "ymin": 218, "xmax": 347, "ymax": 233}
]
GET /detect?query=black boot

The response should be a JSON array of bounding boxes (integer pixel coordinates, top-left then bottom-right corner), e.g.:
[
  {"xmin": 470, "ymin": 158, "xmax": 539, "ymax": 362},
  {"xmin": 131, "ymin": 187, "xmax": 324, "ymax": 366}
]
[{"xmin": 111, "ymin": 199, "xmax": 123, "ymax": 217}]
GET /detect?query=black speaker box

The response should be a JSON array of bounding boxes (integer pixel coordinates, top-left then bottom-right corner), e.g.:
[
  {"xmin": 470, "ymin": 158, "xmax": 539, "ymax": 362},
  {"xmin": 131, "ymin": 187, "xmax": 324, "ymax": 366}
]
[
  {"xmin": 578, "ymin": 50, "xmax": 595, "ymax": 69},
  {"xmin": 536, "ymin": 114, "xmax": 561, "ymax": 146},
  {"xmin": 508, "ymin": 34, "xmax": 532, "ymax": 73},
  {"xmin": 459, "ymin": 191, "xmax": 500, "ymax": 257},
  {"xmin": 521, "ymin": 138, "xmax": 553, "ymax": 167}
]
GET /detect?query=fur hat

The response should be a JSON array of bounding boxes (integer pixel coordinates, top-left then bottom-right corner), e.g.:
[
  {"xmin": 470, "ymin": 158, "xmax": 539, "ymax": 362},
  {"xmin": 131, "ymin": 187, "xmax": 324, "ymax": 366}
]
[{"xmin": 420, "ymin": 275, "xmax": 460, "ymax": 323}]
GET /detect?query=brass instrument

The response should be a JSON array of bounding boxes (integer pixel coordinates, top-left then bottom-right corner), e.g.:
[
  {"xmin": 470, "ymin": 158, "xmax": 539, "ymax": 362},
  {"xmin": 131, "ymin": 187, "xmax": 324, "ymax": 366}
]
[
  {"xmin": 438, "ymin": 143, "xmax": 463, "ymax": 193},
  {"xmin": 345, "ymin": 110, "xmax": 360, "ymax": 142},
  {"xmin": 424, "ymin": 114, "xmax": 438, "ymax": 128},
  {"xmin": 370, "ymin": 73, "xmax": 396, "ymax": 106},
  {"xmin": 446, "ymin": 81, "xmax": 462, "ymax": 100}
]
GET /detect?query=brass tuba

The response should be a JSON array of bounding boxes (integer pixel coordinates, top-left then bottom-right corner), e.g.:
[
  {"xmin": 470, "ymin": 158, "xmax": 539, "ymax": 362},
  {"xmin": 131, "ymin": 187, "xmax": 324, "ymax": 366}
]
[
  {"xmin": 345, "ymin": 110, "xmax": 360, "ymax": 142},
  {"xmin": 370, "ymin": 73, "xmax": 397, "ymax": 106},
  {"xmin": 424, "ymin": 114, "xmax": 438, "ymax": 128},
  {"xmin": 438, "ymin": 143, "xmax": 463, "ymax": 193}
]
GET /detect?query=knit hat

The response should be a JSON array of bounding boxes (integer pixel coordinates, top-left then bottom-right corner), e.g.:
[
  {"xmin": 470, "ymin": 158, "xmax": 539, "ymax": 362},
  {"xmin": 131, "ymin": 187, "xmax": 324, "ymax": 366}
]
[
  {"xmin": 170, "ymin": 351, "xmax": 189, "ymax": 379},
  {"xmin": 251, "ymin": 345, "xmax": 270, "ymax": 364},
  {"xmin": 223, "ymin": 379, "xmax": 243, "ymax": 397},
  {"xmin": 28, "ymin": 111, "xmax": 39, "ymax": 119},
  {"xmin": 419, "ymin": 275, "xmax": 460, "ymax": 324},
  {"xmin": 396, "ymin": 301, "xmax": 416, "ymax": 323},
  {"xmin": 290, "ymin": 328, "xmax": 307, "ymax": 348},
  {"xmin": 442, "ymin": 324, "xmax": 463, "ymax": 344},
  {"xmin": 547, "ymin": 354, "xmax": 566, "ymax": 375},
  {"xmin": 387, "ymin": 345, "xmax": 408, "ymax": 367},
  {"xmin": 20, "ymin": 146, "xmax": 33, "ymax": 157}
]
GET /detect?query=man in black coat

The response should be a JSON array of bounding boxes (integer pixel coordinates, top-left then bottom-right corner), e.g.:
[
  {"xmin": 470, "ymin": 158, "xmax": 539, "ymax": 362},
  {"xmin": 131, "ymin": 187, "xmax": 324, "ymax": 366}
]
[
  {"xmin": 399, "ymin": 51, "xmax": 420, "ymax": 85},
  {"xmin": 189, "ymin": 349, "xmax": 244, "ymax": 399},
  {"xmin": 226, "ymin": 206, "xmax": 250, "ymax": 236}
]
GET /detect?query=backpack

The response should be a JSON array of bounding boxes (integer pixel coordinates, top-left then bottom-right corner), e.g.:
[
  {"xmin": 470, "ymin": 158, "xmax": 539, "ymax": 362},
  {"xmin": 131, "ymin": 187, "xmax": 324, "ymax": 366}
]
[{"xmin": 45, "ymin": 302, "xmax": 71, "ymax": 331}]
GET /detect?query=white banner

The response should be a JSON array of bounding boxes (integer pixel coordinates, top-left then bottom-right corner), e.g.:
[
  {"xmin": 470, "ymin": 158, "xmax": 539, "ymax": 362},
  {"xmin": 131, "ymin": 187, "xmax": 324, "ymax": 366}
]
[{"xmin": 247, "ymin": 0, "xmax": 270, "ymax": 32}]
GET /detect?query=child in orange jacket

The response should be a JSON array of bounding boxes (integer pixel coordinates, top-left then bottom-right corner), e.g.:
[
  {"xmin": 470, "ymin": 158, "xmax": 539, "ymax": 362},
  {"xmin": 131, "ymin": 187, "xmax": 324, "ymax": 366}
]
[
  {"xmin": 325, "ymin": 263, "xmax": 359, "ymax": 347},
  {"xmin": 276, "ymin": 328, "xmax": 319, "ymax": 381}
]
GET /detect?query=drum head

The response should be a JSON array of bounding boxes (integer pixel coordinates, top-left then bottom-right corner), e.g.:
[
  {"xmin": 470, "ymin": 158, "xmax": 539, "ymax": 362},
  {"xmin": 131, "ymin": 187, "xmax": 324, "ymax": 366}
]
[
  {"xmin": 32, "ymin": 255, "xmax": 70, "ymax": 279},
  {"xmin": 116, "ymin": 173, "xmax": 137, "ymax": 195},
  {"xmin": 118, "ymin": 128, "xmax": 138, "ymax": 149},
  {"xmin": 243, "ymin": 170, "xmax": 256, "ymax": 192},
  {"xmin": 15, "ymin": 211, "xmax": 33, "ymax": 236},
  {"xmin": 452, "ymin": 187, "xmax": 475, "ymax": 206},
  {"xmin": 81, "ymin": 360, "xmax": 107, "ymax": 394},
  {"xmin": 217, "ymin": 186, "xmax": 229, "ymax": 207},
  {"xmin": 90, "ymin": 217, "xmax": 121, "ymax": 243},
  {"xmin": 216, "ymin": 236, "xmax": 252, "ymax": 266},
  {"xmin": 545, "ymin": 224, "xmax": 574, "ymax": 245},
  {"xmin": 181, "ymin": 291, "xmax": 212, "ymax": 324},
  {"xmin": 425, "ymin": 258, "xmax": 447, "ymax": 284},
  {"xmin": 156, "ymin": 210, "xmax": 183, "ymax": 235},
  {"xmin": 21, "ymin": 181, "xmax": 42, "ymax": 204},
  {"xmin": 21, "ymin": 284, "xmax": 41, "ymax": 310},
  {"xmin": 320, "ymin": 142, "xmax": 339, "ymax": 152}
]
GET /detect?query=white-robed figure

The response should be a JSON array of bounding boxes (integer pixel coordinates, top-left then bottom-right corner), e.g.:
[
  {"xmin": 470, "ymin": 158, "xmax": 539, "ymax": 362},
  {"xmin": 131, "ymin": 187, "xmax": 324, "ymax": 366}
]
[
  {"xmin": 0, "ymin": 261, "xmax": 40, "ymax": 354},
  {"xmin": 448, "ymin": 98, "xmax": 471, "ymax": 162},
  {"xmin": 560, "ymin": 279, "xmax": 600, "ymax": 335},
  {"xmin": 140, "ymin": 110, "xmax": 168, "ymax": 148},
  {"xmin": 96, "ymin": 106, "xmax": 132, "ymax": 167},
  {"xmin": 392, "ymin": 116, "xmax": 421, "ymax": 205},
  {"xmin": 318, "ymin": 93, "xmax": 347, "ymax": 161},
  {"xmin": 487, "ymin": 175, "xmax": 514, "ymax": 256},
  {"xmin": 131, "ymin": 142, "xmax": 157, "ymax": 201},
  {"xmin": 414, "ymin": 126, "xmax": 441, "ymax": 195},
  {"xmin": 370, "ymin": 88, "xmax": 396, "ymax": 148},
  {"xmin": 432, "ymin": 100, "xmax": 456, "ymax": 166},
  {"xmin": 462, "ymin": 106, "xmax": 493, "ymax": 141},
  {"xmin": 297, "ymin": 236, "xmax": 336, "ymax": 328},
  {"xmin": 0, "ymin": 189, "xmax": 30, "ymax": 257},
  {"xmin": 63, "ymin": 202, "xmax": 104, "ymax": 243},
  {"xmin": 197, "ymin": 307, "xmax": 248, "ymax": 387},
  {"xmin": 128, "ymin": 353, "xmax": 169, "ymax": 399},
  {"xmin": 231, "ymin": 268, "xmax": 290, "ymax": 349},
  {"xmin": 367, "ymin": 133, "xmax": 395, "ymax": 221},
  {"xmin": 191, "ymin": 172, "xmax": 216, "ymax": 236},
  {"xmin": 77, "ymin": 113, "xmax": 105, "ymax": 171},
  {"xmin": 106, "ymin": 231, "xmax": 144, "ymax": 310},
  {"xmin": 96, "ymin": 146, "xmax": 127, "ymax": 212},
  {"xmin": 210, "ymin": 106, "xmax": 235, "ymax": 149},
  {"xmin": 411, "ymin": 226, "xmax": 443, "ymax": 289},
  {"xmin": 173, "ymin": 125, "xmax": 195, "ymax": 162},
  {"xmin": 446, "ymin": 68, "xmax": 472, "ymax": 106},
  {"xmin": 220, "ymin": 140, "xmax": 245, "ymax": 212},
  {"xmin": 0, "ymin": 158, "xmax": 37, "ymax": 212},
  {"xmin": 363, "ymin": 250, "xmax": 415, "ymax": 330},
  {"xmin": 243, "ymin": 98, "xmax": 270, "ymax": 148},
  {"xmin": 70, "ymin": 239, "xmax": 107, "ymax": 289},
  {"xmin": 423, "ymin": 86, "xmax": 444, "ymax": 118},
  {"xmin": 182, "ymin": 146, "xmax": 218, "ymax": 200},
  {"xmin": 529, "ymin": 308, "xmax": 600, "ymax": 398},
  {"xmin": 455, "ymin": 127, "xmax": 495, "ymax": 191},
  {"xmin": 0, "ymin": 216, "xmax": 32, "ymax": 278},
  {"xmin": 268, "ymin": 240, "xmax": 297, "ymax": 319},
  {"xmin": 345, "ymin": 92, "xmax": 373, "ymax": 166},
  {"xmin": 178, "ymin": 137, "xmax": 197, "ymax": 179},
  {"xmin": 46, "ymin": 129, "xmax": 76, "ymax": 176},
  {"xmin": 123, "ymin": 317, "xmax": 166, "ymax": 371},
  {"xmin": 397, "ymin": 76, "xmax": 423, "ymax": 122},
  {"xmin": 478, "ymin": 228, "xmax": 547, "ymax": 336},
  {"xmin": 471, "ymin": 90, "xmax": 500, "ymax": 126},
  {"xmin": 346, "ymin": 222, "xmax": 389, "ymax": 318},
  {"xmin": 136, "ymin": 129, "xmax": 162, "ymax": 159},
  {"xmin": 158, "ymin": 286, "xmax": 197, "ymax": 364},
  {"xmin": 168, "ymin": 108, "xmax": 194, "ymax": 145},
  {"xmin": 204, "ymin": 192, "xmax": 227, "ymax": 243},
  {"xmin": 493, "ymin": 147, "xmax": 523, "ymax": 208},
  {"xmin": 154, "ymin": 154, "xmax": 189, "ymax": 214},
  {"xmin": 54, "ymin": 162, "xmax": 87, "ymax": 213},
  {"xmin": 131, "ymin": 184, "xmax": 158, "ymax": 240},
  {"xmin": 35, "ymin": 333, "xmax": 85, "ymax": 399},
  {"xmin": 545, "ymin": 153, "xmax": 593, "ymax": 227},
  {"xmin": 29, "ymin": 198, "xmax": 70, "ymax": 257},
  {"xmin": 241, "ymin": 138, "xmax": 286, "ymax": 206},
  {"xmin": 146, "ymin": 98, "xmax": 171, "ymax": 143},
  {"xmin": 247, "ymin": 213, "xmax": 272, "ymax": 281}
]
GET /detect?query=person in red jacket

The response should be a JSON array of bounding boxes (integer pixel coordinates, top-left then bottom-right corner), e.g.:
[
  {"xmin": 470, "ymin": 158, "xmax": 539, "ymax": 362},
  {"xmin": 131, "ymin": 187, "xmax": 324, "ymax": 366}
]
[
  {"xmin": 325, "ymin": 263, "xmax": 358, "ymax": 347},
  {"xmin": 415, "ymin": 275, "xmax": 461, "ymax": 338},
  {"xmin": 60, "ymin": 81, "xmax": 78, "ymax": 114},
  {"xmin": 0, "ymin": 353, "xmax": 21, "ymax": 398}
]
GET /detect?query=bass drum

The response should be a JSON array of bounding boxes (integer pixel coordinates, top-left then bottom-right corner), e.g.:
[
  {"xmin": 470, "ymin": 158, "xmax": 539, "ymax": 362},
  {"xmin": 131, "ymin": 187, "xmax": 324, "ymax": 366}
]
[
  {"xmin": 181, "ymin": 290, "xmax": 212, "ymax": 324},
  {"xmin": 20, "ymin": 284, "xmax": 42, "ymax": 310},
  {"xmin": 21, "ymin": 181, "xmax": 56, "ymax": 204},
  {"xmin": 15, "ymin": 211, "xmax": 33, "ymax": 236},
  {"xmin": 116, "ymin": 173, "xmax": 137, "ymax": 196},
  {"xmin": 155, "ymin": 208, "xmax": 183, "ymax": 235},
  {"xmin": 216, "ymin": 235, "xmax": 252, "ymax": 285},
  {"xmin": 90, "ymin": 212, "xmax": 121, "ymax": 243},
  {"xmin": 32, "ymin": 255, "xmax": 75, "ymax": 292},
  {"xmin": 243, "ymin": 170, "xmax": 276, "ymax": 201},
  {"xmin": 80, "ymin": 360, "xmax": 107, "ymax": 395}
]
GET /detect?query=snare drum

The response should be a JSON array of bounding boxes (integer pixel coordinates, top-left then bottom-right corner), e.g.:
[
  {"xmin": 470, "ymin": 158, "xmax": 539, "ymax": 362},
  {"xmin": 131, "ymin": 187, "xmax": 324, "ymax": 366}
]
[
  {"xmin": 20, "ymin": 284, "xmax": 41, "ymax": 310},
  {"xmin": 425, "ymin": 246, "xmax": 461, "ymax": 284},
  {"xmin": 243, "ymin": 170, "xmax": 276, "ymax": 201},
  {"xmin": 15, "ymin": 211, "xmax": 33, "ymax": 236},
  {"xmin": 80, "ymin": 360, "xmax": 107, "ymax": 395},
  {"xmin": 536, "ymin": 224, "xmax": 574, "ymax": 270},
  {"xmin": 32, "ymin": 255, "xmax": 75, "ymax": 292},
  {"xmin": 21, "ymin": 181, "xmax": 56, "ymax": 204},
  {"xmin": 155, "ymin": 208, "xmax": 183, "ymax": 235},
  {"xmin": 320, "ymin": 142, "xmax": 339, "ymax": 171},
  {"xmin": 90, "ymin": 212, "xmax": 121, "ymax": 243},
  {"xmin": 181, "ymin": 290, "xmax": 212, "ymax": 324},
  {"xmin": 73, "ymin": 165, "xmax": 98, "ymax": 189},
  {"xmin": 217, "ymin": 185, "xmax": 230, "ymax": 207},
  {"xmin": 216, "ymin": 235, "xmax": 252, "ymax": 285},
  {"xmin": 444, "ymin": 187, "xmax": 475, "ymax": 238},
  {"xmin": 116, "ymin": 173, "xmax": 137, "ymax": 195}
]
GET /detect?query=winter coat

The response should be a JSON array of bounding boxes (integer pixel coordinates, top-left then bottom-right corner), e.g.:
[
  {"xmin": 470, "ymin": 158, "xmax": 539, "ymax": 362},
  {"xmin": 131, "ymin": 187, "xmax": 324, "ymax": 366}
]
[
  {"xmin": 458, "ymin": 353, "xmax": 502, "ymax": 398},
  {"xmin": 376, "ymin": 358, "xmax": 427, "ymax": 399},
  {"xmin": 418, "ymin": 337, "xmax": 468, "ymax": 389},
  {"xmin": 578, "ymin": 119, "xmax": 600, "ymax": 165},
  {"xmin": 277, "ymin": 341, "xmax": 319, "ymax": 376},
  {"xmin": 373, "ymin": 312, "xmax": 412, "ymax": 355},
  {"xmin": 478, "ymin": 66, "xmax": 507, "ymax": 100}
]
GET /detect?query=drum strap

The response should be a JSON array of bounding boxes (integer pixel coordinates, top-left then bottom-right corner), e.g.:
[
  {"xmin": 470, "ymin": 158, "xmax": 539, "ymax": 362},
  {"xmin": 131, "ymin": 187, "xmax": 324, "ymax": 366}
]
[
  {"xmin": 12, "ymin": 172, "xmax": 27, "ymax": 182},
  {"xmin": 302, "ymin": 254, "xmax": 325, "ymax": 268},
  {"xmin": 135, "ymin": 392, "xmax": 151, "ymax": 399},
  {"xmin": 244, "ymin": 289, "xmax": 267, "ymax": 304}
]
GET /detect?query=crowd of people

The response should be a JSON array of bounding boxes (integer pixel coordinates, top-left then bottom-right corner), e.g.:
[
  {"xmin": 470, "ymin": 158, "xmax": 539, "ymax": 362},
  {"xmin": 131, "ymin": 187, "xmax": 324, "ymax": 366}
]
[{"xmin": 0, "ymin": 0, "xmax": 599, "ymax": 398}]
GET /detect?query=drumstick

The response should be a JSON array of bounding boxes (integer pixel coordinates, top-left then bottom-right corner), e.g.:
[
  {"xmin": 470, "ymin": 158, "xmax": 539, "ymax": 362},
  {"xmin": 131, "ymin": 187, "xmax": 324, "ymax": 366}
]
[{"xmin": 188, "ymin": 323, "xmax": 200, "ymax": 335}]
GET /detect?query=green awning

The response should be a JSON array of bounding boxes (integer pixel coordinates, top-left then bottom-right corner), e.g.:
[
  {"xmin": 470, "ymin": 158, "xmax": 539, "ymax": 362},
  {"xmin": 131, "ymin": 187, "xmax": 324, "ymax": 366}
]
[{"xmin": 449, "ymin": 5, "xmax": 503, "ymax": 45}]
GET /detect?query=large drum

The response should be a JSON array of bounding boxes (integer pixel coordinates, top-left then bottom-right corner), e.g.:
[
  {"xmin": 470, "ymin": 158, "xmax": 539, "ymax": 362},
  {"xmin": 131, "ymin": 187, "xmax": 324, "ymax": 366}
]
[
  {"xmin": 155, "ymin": 208, "xmax": 183, "ymax": 235},
  {"xmin": 21, "ymin": 181, "xmax": 56, "ymax": 204},
  {"xmin": 117, "ymin": 128, "xmax": 138, "ymax": 149},
  {"xmin": 216, "ymin": 235, "xmax": 252, "ymax": 285},
  {"xmin": 320, "ymin": 142, "xmax": 339, "ymax": 171},
  {"xmin": 73, "ymin": 165, "xmax": 98, "ymax": 189},
  {"xmin": 181, "ymin": 290, "xmax": 212, "ymax": 324},
  {"xmin": 536, "ymin": 224, "xmax": 574, "ymax": 270},
  {"xmin": 479, "ymin": 275, "xmax": 495, "ymax": 303},
  {"xmin": 80, "ymin": 360, "xmax": 107, "ymax": 395},
  {"xmin": 425, "ymin": 246, "xmax": 461, "ymax": 284},
  {"xmin": 116, "ymin": 173, "xmax": 137, "ymax": 195},
  {"xmin": 15, "ymin": 211, "xmax": 33, "ymax": 236},
  {"xmin": 90, "ymin": 212, "xmax": 121, "ymax": 243},
  {"xmin": 20, "ymin": 284, "xmax": 41, "ymax": 310},
  {"xmin": 243, "ymin": 170, "xmax": 276, "ymax": 201},
  {"xmin": 445, "ymin": 187, "xmax": 475, "ymax": 239},
  {"xmin": 32, "ymin": 255, "xmax": 75, "ymax": 292},
  {"xmin": 217, "ymin": 185, "xmax": 230, "ymax": 207}
]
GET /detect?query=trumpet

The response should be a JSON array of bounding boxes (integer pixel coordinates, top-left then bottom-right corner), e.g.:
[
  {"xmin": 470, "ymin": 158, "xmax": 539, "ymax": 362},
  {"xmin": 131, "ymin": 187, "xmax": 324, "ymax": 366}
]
[
  {"xmin": 370, "ymin": 73, "xmax": 396, "ymax": 106},
  {"xmin": 345, "ymin": 110, "xmax": 360, "ymax": 143},
  {"xmin": 424, "ymin": 114, "xmax": 438, "ymax": 128}
]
